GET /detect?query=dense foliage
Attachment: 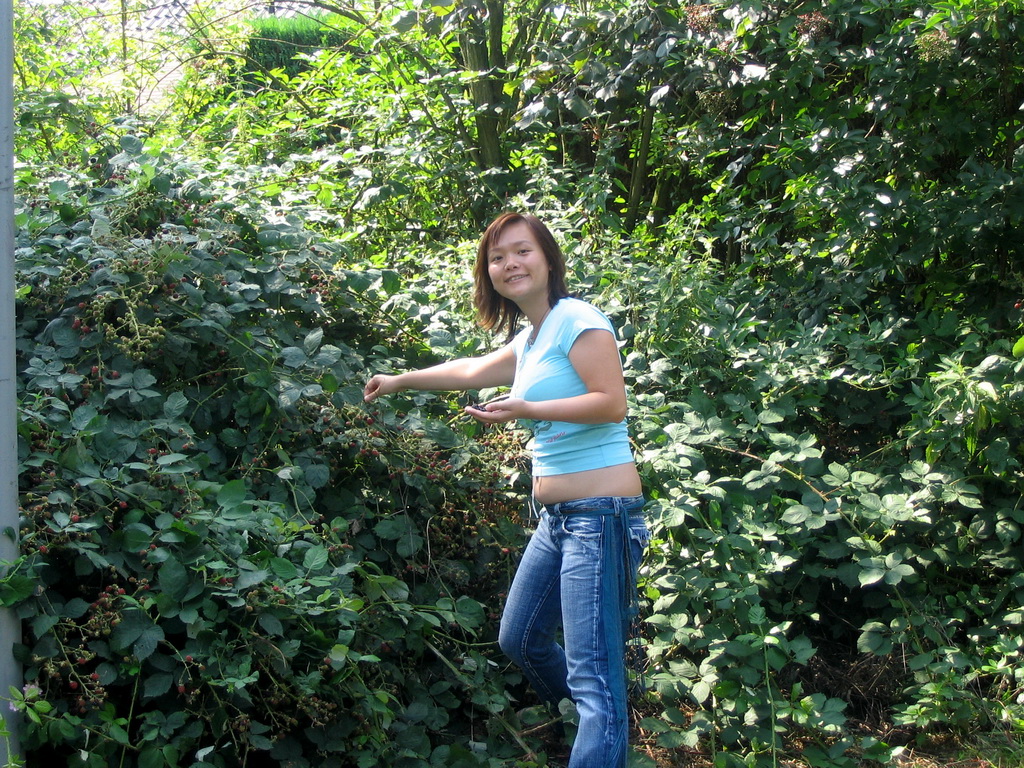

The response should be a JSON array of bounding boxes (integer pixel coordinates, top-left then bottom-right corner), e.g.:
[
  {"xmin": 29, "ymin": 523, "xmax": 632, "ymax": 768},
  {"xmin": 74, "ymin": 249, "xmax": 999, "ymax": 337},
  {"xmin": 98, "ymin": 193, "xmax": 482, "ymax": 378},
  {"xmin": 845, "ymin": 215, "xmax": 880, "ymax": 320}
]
[{"xmin": 5, "ymin": 0, "xmax": 1024, "ymax": 767}]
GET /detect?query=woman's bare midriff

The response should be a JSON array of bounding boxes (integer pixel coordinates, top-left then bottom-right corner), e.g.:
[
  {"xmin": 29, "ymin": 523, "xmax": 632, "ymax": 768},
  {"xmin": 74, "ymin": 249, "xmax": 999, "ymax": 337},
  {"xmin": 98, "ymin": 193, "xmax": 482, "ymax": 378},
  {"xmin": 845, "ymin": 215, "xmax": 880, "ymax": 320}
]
[{"xmin": 532, "ymin": 462, "xmax": 643, "ymax": 506}]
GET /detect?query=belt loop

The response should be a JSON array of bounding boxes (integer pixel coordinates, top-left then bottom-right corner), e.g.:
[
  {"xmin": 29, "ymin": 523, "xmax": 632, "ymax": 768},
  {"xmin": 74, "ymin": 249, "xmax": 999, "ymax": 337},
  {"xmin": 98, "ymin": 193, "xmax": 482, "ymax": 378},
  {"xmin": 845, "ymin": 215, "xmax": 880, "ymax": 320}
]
[{"xmin": 527, "ymin": 495, "xmax": 541, "ymax": 519}]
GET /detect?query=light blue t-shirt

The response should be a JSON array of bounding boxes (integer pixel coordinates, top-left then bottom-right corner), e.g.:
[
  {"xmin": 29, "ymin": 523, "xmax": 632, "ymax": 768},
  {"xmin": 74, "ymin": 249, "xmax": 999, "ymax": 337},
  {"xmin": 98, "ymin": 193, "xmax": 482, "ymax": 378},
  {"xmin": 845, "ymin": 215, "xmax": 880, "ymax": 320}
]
[{"xmin": 510, "ymin": 297, "xmax": 634, "ymax": 476}]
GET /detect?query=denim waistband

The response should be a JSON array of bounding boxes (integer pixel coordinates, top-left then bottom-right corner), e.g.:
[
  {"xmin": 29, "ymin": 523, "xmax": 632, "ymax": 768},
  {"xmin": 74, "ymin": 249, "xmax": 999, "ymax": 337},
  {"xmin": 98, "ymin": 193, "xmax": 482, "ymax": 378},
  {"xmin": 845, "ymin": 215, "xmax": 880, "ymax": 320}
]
[{"xmin": 542, "ymin": 494, "xmax": 646, "ymax": 516}]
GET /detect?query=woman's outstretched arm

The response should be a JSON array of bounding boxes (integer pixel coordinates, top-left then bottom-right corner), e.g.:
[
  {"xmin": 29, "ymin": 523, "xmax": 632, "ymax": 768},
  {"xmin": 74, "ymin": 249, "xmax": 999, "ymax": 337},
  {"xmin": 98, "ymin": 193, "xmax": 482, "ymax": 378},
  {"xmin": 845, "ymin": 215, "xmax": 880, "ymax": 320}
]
[{"xmin": 364, "ymin": 343, "xmax": 516, "ymax": 402}]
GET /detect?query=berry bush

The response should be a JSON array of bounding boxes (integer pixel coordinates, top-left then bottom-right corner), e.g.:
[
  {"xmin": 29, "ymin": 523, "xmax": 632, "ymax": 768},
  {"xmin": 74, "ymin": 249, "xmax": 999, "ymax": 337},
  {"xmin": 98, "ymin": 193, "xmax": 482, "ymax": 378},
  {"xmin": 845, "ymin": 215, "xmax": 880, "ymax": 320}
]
[{"xmin": 9, "ymin": 137, "xmax": 538, "ymax": 768}]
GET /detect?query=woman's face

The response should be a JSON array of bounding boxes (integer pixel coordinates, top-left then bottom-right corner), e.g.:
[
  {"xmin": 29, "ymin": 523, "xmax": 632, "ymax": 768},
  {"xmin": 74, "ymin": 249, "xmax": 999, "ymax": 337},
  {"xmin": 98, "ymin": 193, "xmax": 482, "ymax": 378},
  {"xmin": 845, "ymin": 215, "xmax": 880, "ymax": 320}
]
[{"xmin": 485, "ymin": 220, "xmax": 552, "ymax": 305}]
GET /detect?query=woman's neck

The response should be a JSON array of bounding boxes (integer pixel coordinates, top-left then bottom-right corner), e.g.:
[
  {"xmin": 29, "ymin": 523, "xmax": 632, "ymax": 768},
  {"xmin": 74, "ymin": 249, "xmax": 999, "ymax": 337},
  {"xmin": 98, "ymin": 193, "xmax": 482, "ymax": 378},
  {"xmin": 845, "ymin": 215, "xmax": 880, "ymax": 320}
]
[
  {"xmin": 520, "ymin": 296, "xmax": 553, "ymax": 328},
  {"xmin": 524, "ymin": 301, "xmax": 553, "ymax": 345}
]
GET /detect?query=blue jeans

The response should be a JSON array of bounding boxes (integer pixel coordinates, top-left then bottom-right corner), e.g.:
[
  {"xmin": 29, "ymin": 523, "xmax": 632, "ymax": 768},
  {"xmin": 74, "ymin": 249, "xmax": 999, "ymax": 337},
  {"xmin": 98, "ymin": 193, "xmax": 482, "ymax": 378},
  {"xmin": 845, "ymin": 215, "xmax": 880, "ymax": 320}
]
[{"xmin": 498, "ymin": 495, "xmax": 649, "ymax": 768}]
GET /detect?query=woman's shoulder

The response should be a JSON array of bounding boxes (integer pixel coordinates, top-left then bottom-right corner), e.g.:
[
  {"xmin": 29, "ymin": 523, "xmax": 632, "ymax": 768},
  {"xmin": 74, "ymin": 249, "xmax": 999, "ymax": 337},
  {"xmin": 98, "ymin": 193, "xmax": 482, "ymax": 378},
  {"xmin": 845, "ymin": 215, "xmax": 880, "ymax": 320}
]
[
  {"xmin": 549, "ymin": 297, "xmax": 614, "ymax": 347},
  {"xmin": 554, "ymin": 296, "xmax": 612, "ymax": 325}
]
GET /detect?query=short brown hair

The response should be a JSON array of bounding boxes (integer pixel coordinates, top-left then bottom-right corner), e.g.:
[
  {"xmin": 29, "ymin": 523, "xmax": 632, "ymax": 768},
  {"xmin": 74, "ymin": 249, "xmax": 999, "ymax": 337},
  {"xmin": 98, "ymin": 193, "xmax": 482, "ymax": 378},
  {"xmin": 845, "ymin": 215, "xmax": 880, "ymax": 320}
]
[{"xmin": 473, "ymin": 213, "xmax": 570, "ymax": 340}]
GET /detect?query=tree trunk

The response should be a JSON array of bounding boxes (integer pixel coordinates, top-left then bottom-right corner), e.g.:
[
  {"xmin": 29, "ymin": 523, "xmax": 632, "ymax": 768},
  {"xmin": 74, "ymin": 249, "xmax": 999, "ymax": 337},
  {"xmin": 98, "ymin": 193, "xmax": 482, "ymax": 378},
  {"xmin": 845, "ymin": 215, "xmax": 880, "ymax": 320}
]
[
  {"xmin": 625, "ymin": 103, "xmax": 655, "ymax": 229},
  {"xmin": 460, "ymin": 1, "xmax": 506, "ymax": 171}
]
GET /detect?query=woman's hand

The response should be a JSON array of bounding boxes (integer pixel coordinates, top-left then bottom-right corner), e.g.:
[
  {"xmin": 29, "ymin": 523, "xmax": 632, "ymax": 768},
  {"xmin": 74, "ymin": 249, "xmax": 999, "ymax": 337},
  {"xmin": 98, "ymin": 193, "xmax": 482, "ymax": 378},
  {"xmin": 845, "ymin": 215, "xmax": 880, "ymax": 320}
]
[
  {"xmin": 364, "ymin": 374, "xmax": 402, "ymax": 403},
  {"xmin": 464, "ymin": 396, "xmax": 528, "ymax": 424}
]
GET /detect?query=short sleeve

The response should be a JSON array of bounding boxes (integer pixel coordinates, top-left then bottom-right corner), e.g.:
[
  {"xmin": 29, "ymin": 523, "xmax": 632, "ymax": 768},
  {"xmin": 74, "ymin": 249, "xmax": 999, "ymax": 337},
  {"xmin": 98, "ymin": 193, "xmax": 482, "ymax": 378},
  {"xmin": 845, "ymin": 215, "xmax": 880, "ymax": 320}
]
[{"xmin": 553, "ymin": 300, "xmax": 615, "ymax": 356}]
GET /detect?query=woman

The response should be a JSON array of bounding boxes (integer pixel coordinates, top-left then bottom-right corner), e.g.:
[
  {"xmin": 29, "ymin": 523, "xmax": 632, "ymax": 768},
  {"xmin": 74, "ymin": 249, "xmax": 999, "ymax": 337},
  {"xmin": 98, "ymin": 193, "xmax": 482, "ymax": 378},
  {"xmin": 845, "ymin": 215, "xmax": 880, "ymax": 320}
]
[{"xmin": 363, "ymin": 212, "xmax": 648, "ymax": 768}]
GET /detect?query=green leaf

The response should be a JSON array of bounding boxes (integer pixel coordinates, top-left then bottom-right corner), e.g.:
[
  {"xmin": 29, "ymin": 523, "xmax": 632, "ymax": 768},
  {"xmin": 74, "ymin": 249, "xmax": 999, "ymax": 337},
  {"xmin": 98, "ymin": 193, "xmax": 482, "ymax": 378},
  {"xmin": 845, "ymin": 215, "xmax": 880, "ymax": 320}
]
[
  {"xmin": 163, "ymin": 392, "xmax": 189, "ymax": 419},
  {"xmin": 120, "ymin": 134, "xmax": 144, "ymax": 154},
  {"xmin": 303, "ymin": 328, "xmax": 324, "ymax": 354},
  {"xmin": 422, "ymin": 420, "xmax": 460, "ymax": 448},
  {"xmin": 217, "ymin": 480, "xmax": 248, "ymax": 509},
  {"xmin": 236, "ymin": 568, "xmax": 269, "ymax": 590},
  {"xmin": 111, "ymin": 610, "xmax": 149, "ymax": 650},
  {"xmin": 96, "ymin": 662, "xmax": 118, "ymax": 685},
  {"xmin": 48, "ymin": 179, "xmax": 70, "ymax": 197},
  {"xmin": 884, "ymin": 564, "xmax": 915, "ymax": 585},
  {"xmin": 134, "ymin": 369, "xmax": 158, "ymax": 389},
  {"xmin": 0, "ymin": 575, "xmax": 37, "ymax": 606},
  {"xmin": 858, "ymin": 567, "xmax": 885, "ymax": 586},
  {"xmin": 1012, "ymin": 335, "xmax": 1024, "ymax": 359},
  {"xmin": 303, "ymin": 546, "xmax": 329, "ymax": 571},
  {"xmin": 690, "ymin": 680, "xmax": 711, "ymax": 704},
  {"xmin": 270, "ymin": 557, "xmax": 298, "ymax": 580},
  {"xmin": 134, "ymin": 625, "xmax": 165, "ymax": 660},
  {"xmin": 156, "ymin": 453, "xmax": 190, "ymax": 465},
  {"xmin": 64, "ymin": 598, "xmax": 90, "ymax": 618},
  {"xmin": 781, "ymin": 504, "xmax": 811, "ymax": 525},
  {"xmin": 139, "ymin": 746, "xmax": 171, "ymax": 768},
  {"xmin": 314, "ymin": 345, "xmax": 343, "ymax": 366},
  {"xmin": 393, "ymin": 9, "xmax": 417, "ymax": 32},
  {"xmin": 279, "ymin": 384, "xmax": 303, "ymax": 407},
  {"xmin": 108, "ymin": 721, "xmax": 132, "ymax": 745},
  {"xmin": 143, "ymin": 673, "xmax": 173, "ymax": 699},
  {"xmin": 758, "ymin": 407, "xmax": 785, "ymax": 424},
  {"xmin": 454, "ymin": 593, "xmax": 481, "ymax": 630},
  {"xmin": 71, "ymin": 404, "xmax": 102, "ymax": 432},
  {"xmin": 375, "ymin": 517, "xmax": 410, "ymax": 540},
  {"xmin": 122, "ymin": 526, "xmax": 153, "ymax": 553},
  {"xmin": 823, "ymin": 462, "xmax": 850, "ymax": 485},
  {"xmin": 661, "ymin": 502, "xmax": 695, "ymax": 528},
  {"xmin": 396, "ymin": 531, "xmax": 424, "ymax": 558},
  {"xmin": 281, "ymin": 347, "xmax": 308, "ymax": 368},
  {"xmin": 259, "ymin": 613, "xmax": 284, "ymax": 636},
  {"xmin": 306, "ymin": 463, "xmax": 330, "ymax": 489},
  {"xmin": 221, "ymin": 428, "xmax": 247, "ymax": 448},
  {"xmin": 857, "ymin": 622, "xmax": 892, "ymax": 655},
  {"xmin": 159, "ymin": 558, "xmax": 190, "ymax": 601}
]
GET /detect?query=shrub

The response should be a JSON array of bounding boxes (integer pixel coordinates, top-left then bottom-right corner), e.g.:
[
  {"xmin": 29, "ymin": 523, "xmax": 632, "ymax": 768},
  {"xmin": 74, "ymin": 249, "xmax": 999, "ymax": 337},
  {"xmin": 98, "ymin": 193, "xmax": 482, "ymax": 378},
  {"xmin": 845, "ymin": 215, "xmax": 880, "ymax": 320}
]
[
  {"xmin": 244, "ymin": 14, "xmax": 352, "ymax": 78},
  {"xmin": 8, "ymin": 136, "xmax": 537, "ymax": 768}
]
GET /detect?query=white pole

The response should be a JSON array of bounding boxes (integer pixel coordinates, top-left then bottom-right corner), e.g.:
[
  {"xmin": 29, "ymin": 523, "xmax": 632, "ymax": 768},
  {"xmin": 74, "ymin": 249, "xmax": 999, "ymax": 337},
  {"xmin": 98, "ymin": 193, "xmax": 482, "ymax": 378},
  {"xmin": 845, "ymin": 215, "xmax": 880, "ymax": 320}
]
[{"xmin": 0, "ymin": 0, "xmax": 22, "ymax": 759}]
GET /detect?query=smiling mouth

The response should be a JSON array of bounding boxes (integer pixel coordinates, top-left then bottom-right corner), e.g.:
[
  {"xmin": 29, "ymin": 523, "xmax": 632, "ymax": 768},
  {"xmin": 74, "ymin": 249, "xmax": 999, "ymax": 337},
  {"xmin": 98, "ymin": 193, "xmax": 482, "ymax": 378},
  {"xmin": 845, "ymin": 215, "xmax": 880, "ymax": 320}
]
[{"xmin": 506, "ymin": 274, "xmax": 528, "ymax": 283}]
